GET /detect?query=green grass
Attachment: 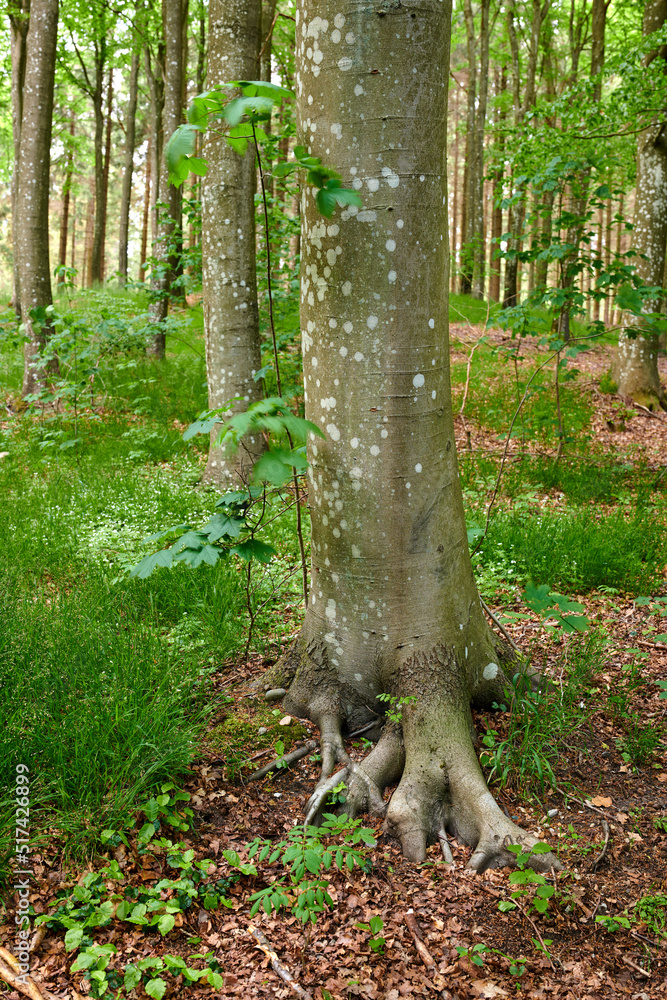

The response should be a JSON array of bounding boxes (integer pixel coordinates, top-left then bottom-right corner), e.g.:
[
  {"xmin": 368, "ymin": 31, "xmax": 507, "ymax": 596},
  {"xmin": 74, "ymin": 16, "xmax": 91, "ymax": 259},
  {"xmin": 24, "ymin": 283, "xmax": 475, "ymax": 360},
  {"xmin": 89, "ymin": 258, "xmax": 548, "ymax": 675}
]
[
  {"xmin": 476, "ymin": 505, "xmax": 666, "ymax": 595},
  {"xmin": 0, "ymin": 292, "xmax": 307, "ymax": 890}
]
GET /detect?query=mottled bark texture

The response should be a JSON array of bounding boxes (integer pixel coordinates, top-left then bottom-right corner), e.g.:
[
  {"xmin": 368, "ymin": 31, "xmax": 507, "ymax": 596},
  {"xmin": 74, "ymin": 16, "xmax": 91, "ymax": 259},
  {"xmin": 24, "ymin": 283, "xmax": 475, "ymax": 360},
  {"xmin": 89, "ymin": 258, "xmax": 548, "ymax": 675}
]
[
  {"xmin": 201, "ymin": 0, "xmax": 264, "ymax": 486},
  {"xmin": 147, "ymin": 0, "xmax": 188, "ymax": 358},
  {"xmin": 270, "ymin": 0, "xmax": 558, "ymax": 871},
  {"xmin": 16, "ymin": 0, "xmax": 59, "ymax": 396},
  {"xmin": 9, "ymin": 0, "xmax": 29, "ymax": 316},
  {"xmin": 616, "ymin": 0, "xmax": 667, "ymax": 411}
]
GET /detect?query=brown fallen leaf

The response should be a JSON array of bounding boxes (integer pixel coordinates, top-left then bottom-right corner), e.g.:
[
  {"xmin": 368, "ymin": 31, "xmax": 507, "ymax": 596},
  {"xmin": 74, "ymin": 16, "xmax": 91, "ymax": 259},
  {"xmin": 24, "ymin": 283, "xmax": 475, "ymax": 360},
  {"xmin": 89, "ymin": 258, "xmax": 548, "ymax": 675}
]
[
  {"xmin": 471, "ymin": 981, "xmax": 509, "ymax": 998},
  {"xmin": 590, "ymin": 795, "xmax": 613, "ymax": 807}
]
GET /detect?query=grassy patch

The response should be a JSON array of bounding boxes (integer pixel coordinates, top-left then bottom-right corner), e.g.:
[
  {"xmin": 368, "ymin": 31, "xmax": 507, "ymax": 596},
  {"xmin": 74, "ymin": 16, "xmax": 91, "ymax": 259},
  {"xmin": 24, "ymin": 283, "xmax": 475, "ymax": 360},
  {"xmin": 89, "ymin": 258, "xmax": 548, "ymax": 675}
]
[{"xmin": 476, "ymin": 505, "xmax": 666, "ymax": 595}]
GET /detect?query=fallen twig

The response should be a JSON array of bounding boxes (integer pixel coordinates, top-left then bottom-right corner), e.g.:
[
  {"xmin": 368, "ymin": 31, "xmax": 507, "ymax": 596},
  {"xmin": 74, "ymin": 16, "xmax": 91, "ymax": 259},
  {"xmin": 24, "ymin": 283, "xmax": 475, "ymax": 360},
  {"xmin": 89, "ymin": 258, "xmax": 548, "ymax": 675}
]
[
  {"xmin": 0, "ymin": 948, "xmax": 48, "ymax": 1000},
  {"xmin": 636, "ymin": 638, "xmax": 667, "ymax": 651},
  {"xmin": 515, "ymin": 901, "xmax": 559, "ymax": 971},
  {"xmin": 480, "ymin": 597, "xmax": 523, "ymax": 653},
  {"xmin": 249, "ymin": 740, "xmax": 318, "ymax": 782},
  {"xmin": 404, "ymin": 909, "xmax": 436, "ymax": 969},
  {"xmin": 248, "ymin": 925, "xmax": 312, "ymax": 999},
  {"xmin": 28, "ymin": 926, "xmax": 46, "ymax": 954},
  {"xmin": 622, "ymin": 954, "xmax": 650, "ymax": 977},
  {"xmin": 589, "ymin": 819, "xmax": 610, "ymax": 873}
]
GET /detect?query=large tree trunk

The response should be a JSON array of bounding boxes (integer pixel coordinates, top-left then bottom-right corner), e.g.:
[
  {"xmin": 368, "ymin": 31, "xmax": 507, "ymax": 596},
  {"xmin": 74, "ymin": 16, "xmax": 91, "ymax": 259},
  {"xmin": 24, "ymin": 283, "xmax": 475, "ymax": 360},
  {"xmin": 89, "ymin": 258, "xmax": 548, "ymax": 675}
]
[
  {"xmin": 616, "ymin": 0, "xmax": 667, "ymax": 411},
  {"xmin": 118, "ymin": 35, "xmax": 141, "ymax": 285},
  {"xmin": 9, "ymin": 0, "xmax": 29, "ymax": 317},
  {"xmin": 147, "ymin": 0, "xmax": 188, "ymax": 358},
  {"xmin": 17, "ymin": 0, "xmax": 60, "ymax": 397},
  {"xmin": 201, "ymin": 0, "xmax": 264, "ymax": 486},
  {"xmin": 270, "ymin": 0, "xmax": 558, "ymax": 872}
]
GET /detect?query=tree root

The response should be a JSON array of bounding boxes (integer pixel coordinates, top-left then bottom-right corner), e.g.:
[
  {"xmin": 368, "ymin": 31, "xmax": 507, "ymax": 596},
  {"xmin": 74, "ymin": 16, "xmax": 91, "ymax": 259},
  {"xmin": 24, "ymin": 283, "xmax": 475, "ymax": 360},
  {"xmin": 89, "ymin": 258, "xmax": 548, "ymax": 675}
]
[{"xmin": 249, "ymin": 740, "xmax": 318, "ymax": 782}]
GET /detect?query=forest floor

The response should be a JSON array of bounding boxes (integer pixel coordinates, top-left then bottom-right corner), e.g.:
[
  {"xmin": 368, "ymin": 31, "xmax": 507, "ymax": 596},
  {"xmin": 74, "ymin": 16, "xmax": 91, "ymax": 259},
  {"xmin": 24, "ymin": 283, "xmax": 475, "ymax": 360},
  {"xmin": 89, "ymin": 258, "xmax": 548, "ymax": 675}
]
[{"xmin": 1, "ymin": 318, "xmax": 667, "ymax": 1000}]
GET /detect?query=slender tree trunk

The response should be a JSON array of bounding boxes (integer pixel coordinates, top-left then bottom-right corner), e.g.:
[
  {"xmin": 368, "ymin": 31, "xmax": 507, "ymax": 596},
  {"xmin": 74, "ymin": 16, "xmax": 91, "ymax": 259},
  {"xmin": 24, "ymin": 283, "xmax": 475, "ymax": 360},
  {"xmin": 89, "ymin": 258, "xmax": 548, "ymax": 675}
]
[
  {"xmin": 503, "ymin": 0, "xmax": 549, "ymax": 307},
  {"xmin": 90, "ymin": 33, "xmax": 107, "ymax": 284},
  {"xmin": 9, "ymin": 0, "xmax": 29, "ymax": 317},
  {"xmin": 450, "ymin": 77, "xmax": 460, "ymax": 295},
  {"xmin": 603, "ymin": 177, "xmax": 612, "ymax": 325},
  {"xmin": 119, "ymin": 36, "xmax": 141, "ymax": 284},
  {"xmin": 84, "ymin": 184, "xmax": 95, "ymax": 286},
  {"xmin": 269, "ymin": 0, "xmax": 558, "ymax": 875},
  {"xmin": 147, "ymin": 0, "xmax": 188, "ymax": 358},
  {"xmin": 471, "ymin": 0, "xmax": 490, "ymax": 299},
  {"xmin": 100, "ymin": 67, "xmax": 114, "ymax": 282},
  {"xmin": 140, "ymin": 141, "xmax": 151, "ymax": 281},
  {"xmin": 17, "ymin": 0, "xmax": 60, "ymax": 396},
  {"xmin": 459, "ymin": 13, "xmax": 475, "ymax": 298},
  {"xmin": 58, "ymin": 116, "xmax": 76, "ymax": 279},
  {"xmin": 70, "ymin": 195, "xmax": 77, "ymax": 270},
  {"xmin": 201, "ymin": 0, "xmax": 263, "ymax": 486},
  {"xmin": 145, "ymin": 42, "xmax": 165, "ymax": 250},
  {"xmin": 616, "ymin": 0, "xmax": 667, "ymax": 410}
]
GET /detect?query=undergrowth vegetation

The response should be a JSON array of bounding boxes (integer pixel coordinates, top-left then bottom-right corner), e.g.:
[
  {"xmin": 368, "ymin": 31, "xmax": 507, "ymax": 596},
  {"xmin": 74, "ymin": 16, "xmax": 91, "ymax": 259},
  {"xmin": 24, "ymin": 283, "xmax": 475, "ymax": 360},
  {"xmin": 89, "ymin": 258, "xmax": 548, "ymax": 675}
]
[{"xmin": 0, "ymin": 289, "xmax": 665, "ymax": 895}]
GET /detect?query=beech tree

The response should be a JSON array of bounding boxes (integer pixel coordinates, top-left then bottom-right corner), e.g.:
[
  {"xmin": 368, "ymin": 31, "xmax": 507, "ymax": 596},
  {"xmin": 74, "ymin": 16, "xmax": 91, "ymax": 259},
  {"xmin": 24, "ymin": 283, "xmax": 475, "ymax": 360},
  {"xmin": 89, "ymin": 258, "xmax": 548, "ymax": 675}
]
[
  {"xmin": 269, "ymin": 0, "xmax": 558, "ymax": 869},
  {"xmin": 616, "ymin": 0, "xmax": 667, "ymax": 411},
  {"xmin": 15, "ymin": 0, "xmax": 60, "ymax": 396},
  {"xmin": 201, "ymin": 0, "xmax": 264, "ymax": 485},
  {"xmin": 148, "ymin": 0, "xmax": 188, "ymax": 358}
]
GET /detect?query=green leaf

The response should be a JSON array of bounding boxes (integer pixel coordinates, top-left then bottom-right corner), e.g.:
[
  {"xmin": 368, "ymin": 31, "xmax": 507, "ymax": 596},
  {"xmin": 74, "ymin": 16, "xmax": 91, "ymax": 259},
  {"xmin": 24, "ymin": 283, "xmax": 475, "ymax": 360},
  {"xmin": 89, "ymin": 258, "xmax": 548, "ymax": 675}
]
[
  {"xmin": 304, "ymin": 849, "xmax": 322, "ymax": 874},
  {"xmin": 129, "ymin": 549, "xmax": 174, "ymax": 579},
  {"xmin": 145, "ymin": 978, "xmax": 167, "ymax": 1000},
  {"xmin": 165, "ymin": 124, "xmax": 200, "ymax": 185},
  {"xmin": 157, "ymin": 914, "xmax": 175, "ymax": 935},
  {"xmin": 530, "ymin": 842, "xmax": 554, "ymax": 855},
  {"xmin": 64, "ymin": 926, "xmax": 84, "ymax": 952},
  {"xmin": 124, "ymin": 965, "xmax": 141, "ymax": 990},
  {"xmin": 207, "ymin": 971, "xmax": 224, "ymax": 989},
  {"xmin": 230, "ymin": 539, "xmax": 276, "ymax": 564},
  {"xmin": 315, "ymin": 181, "xmax": 363, "ymax": 219},
  {"xmin": 498, "ymin": 900, "xmax": 517, "ymax": 912}
]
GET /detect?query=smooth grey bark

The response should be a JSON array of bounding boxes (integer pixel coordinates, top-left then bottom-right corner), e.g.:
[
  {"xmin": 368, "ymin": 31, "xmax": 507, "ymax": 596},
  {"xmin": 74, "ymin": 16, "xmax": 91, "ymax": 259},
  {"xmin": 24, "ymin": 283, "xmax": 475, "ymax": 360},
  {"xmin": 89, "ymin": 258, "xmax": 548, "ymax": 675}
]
[
  {"xmin": 9, "ymin": 0, "xmax": 29, "ymax": 317},
  {"xmin": 144, "ymin": 40, "xmax": 165, "ymax": 250},
  {"xmin": 147, "ymin": 0, "xmax": 188, "ymax": 358},
  {"xmin": 616, "ymin": 0, "xmax": 667, "ymax": 410},
  {"xmin": 201, "ymin": 0, "xmax": 264, "ymax": 485},
  {"xmin": 16, "ymin": 0, "xmax": 59, "ymax": 396},
  {"xmin": 267, "ymin": 0, "xmax": 558, "ymax": 871},
  {"xmin": 118, "ymin": 27, "xmax": 141, "ymax": 284}
]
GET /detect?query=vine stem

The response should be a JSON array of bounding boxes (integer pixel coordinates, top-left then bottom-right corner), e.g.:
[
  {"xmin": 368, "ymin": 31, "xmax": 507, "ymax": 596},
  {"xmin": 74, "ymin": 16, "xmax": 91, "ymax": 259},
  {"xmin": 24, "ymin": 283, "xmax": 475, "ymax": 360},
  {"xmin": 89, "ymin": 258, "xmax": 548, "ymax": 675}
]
[{"xmin": 252, "ymin": 125, "xmax": 309, "ymax": 609}]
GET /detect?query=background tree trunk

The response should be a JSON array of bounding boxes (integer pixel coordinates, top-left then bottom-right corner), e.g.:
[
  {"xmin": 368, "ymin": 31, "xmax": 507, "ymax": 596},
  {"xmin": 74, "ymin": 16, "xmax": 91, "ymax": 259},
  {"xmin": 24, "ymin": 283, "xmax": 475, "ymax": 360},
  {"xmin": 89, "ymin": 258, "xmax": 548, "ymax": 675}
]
[
  {"xmin": 118, "ymin": 29, "xmax": 141, "ymax": 285},
  {"xmin": 9, "ymin": 0, "xmax": 30, "ymax": 317},
  {"xmin": 273, "ymin": 0, "xmax": 557, "ymax": 872},
  {"xmin": 201, "ymin": 0, "xmax": 264, "ymax": 486},
  {"xmin": 17, "ymin": 0, "xmax": 60, "ymax": 396},
  {"xmin": 57, "ymin": 115, "xmax": 76, "ymax": 279},
  {"xmin": 147, "ymin": 0, "xmax": 188, "ymax": 358},
  {"xmin": 616, "ymin": 0, "xmax": 667, "ymax": 410},
  {"xmin": 89, "ymin": 31, "xmax": 107, "ymax": 284}
]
